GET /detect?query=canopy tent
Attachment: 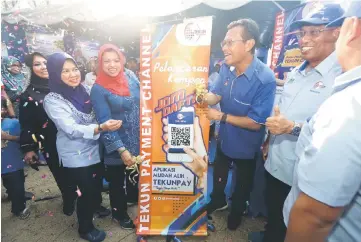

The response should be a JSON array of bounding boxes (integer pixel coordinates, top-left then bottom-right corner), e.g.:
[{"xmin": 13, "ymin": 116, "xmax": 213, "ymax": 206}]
[
  {"xmin": 1, "ymin": 0, "xmax": 300, "ymax": 60},
  {"xmin": 2, "ymin": 0, "xmax": 254, "ymax": 24}
]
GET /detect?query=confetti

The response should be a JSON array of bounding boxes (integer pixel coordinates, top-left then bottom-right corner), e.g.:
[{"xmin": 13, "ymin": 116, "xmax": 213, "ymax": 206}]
[
  {"xmin": 7, "ymin": 165, "xmax": 12, "ymax": 168},
  {"xmin": 76, "ymin": 188, "xmax": 82, "ymax": 197},
  {"xmin": 39, "ymin": 142, "xmax": 42, "ymax": 149},
  {"xmin": 23, "ymin": 102, "xmax": 28, "ymax": 107},
  {"xmin": 77, "ymin": 150, "xmax": 81, "ymax": 155},
  {"xmin": 35, "ymin": 101, "xmax": 38, "ymax": 106},
  {"xmin": 47, "ymin": 211, "xmax": 53, "ymax": 217},
  {"xmin": 113, "ymin": 208, "xmax": 117, "ymax": 211},
  {"xmin": 32, "ymin": 134, "xmax": 38, "ymax": 143},
  {"xmin": 41, "ymin": 174, "xmax": 47, "ymax": 179},
  {"xmin": 46, "ymin": 153, "xmax": 50, "ymax": 158},
  {"xmin": 92, "ymin": 173, "xmax": 96, "ymax": 178},
  {"xmin": 40, "ymin": 135, "xmax": 45, "ymax": 139},
  {"xmin": 39, "ymin": 100, "xmax": 43, "ymax": 104},
  {"xmin": 218, "ymin": 178, "xmax": 222, "ymax": 182},
  {"xmin": 108, "ymin": 232, "xmax": 112, "ymax": 237},
  {"xmin": 88, "ymin": 154, "xmax": 92, "ymax": 160},
  {"xmin": 108, "ymin": 36, "xmax": 112, "ymax": 41},
  {"xmin": 42, "ymin": 121, "xmax": 48, "ymax": 128},
  {"xmin": 28, "ymin": 96, "xmax": 33, "ymax": 101},
  {"xmin": 85, "ymin": 100, "xmax": 90, "ymax": 104}
]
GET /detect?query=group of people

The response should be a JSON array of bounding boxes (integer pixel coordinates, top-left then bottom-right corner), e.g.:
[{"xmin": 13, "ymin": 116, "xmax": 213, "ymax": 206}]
[
  {"xmin": 1, "ymin": 1, "xmax": 361, "ymax": 242},
  {"xmin": 2, "ymin": 43, "xmax": 141, "ymax": 241},
  {"xmin": 199, "ymin": 2, "xmax": 361, "ymax": 242}
]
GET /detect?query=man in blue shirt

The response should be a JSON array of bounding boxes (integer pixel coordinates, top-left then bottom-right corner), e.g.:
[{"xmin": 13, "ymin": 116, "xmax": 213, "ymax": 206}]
[
  {"xmin": 198, "ymin": 19, "xmax": 276, "ymax": 230},
  {"xmin": 284, "ymin": 2, "xmax": 361, "ymax": 241}
]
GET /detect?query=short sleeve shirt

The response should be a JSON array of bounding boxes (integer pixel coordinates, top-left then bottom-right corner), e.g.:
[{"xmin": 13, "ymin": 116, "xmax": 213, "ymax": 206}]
[
  {"xmin": 265, "ymin": 52, "xmax": 342, "ymax": 185},
  {"xmin": 283, "ymin": 65, "xmax": 361, "ymax": 242},
  {"xmin": 1, "ymin": 118, "xmax": 24, "ymax": 174},
  {"xmin": 211, "ymin": 58, "xmax": 276, "ymax": 159}
]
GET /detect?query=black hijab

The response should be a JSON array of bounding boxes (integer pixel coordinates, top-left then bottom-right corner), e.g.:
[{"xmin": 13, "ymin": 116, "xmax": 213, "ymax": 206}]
[{"xmin": 24, "ymin": 52, "xmax": 50, "ymax": 101}]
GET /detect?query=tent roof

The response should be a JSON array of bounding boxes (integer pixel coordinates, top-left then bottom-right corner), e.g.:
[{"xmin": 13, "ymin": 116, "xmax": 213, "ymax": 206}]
[{"xmin": 2, "ymin": 0, "xmax": 254, "ymax": 24}]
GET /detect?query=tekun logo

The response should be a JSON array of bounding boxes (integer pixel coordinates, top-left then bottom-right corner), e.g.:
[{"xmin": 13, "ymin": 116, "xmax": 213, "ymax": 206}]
[{"xmin": 184, "ymin": 23, "xmax": 207, "ymax": 42}]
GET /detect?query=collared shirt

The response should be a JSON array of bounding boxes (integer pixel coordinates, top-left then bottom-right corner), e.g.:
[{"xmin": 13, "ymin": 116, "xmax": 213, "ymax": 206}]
[
  {"xmin": 211, "ymin": 57, "xmax": 276, "ymax": 159},
  {"xmin": 44, "ymin": 85, "xmax": 101, "ymax": 168},
  {"xmin": 283, "ymin": 65, "xmax": 361, "ymax": 242},
  {"xmin": 265, "ymin": 52, "xmax": 342, "ymax": 185}
]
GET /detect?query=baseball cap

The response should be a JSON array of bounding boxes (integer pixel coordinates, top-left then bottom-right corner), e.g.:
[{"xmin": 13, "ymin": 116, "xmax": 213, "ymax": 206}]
[
  {"xmin": 290, "ymin": 3, "xmax": 345, "ymax": 31},
  {"xmin": 326, "ymin": 1, "xmax": 361, "ymax": 27}
]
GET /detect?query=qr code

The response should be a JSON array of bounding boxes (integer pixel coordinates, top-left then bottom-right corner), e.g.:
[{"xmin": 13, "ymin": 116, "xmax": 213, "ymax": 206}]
[{"xmin": 170, "ymin": 127, "xmax": 191, "ymax": 146}]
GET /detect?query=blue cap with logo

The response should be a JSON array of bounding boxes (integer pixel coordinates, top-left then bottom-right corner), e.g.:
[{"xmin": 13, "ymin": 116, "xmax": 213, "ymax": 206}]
[
  {"xmin": 290, "ymin": 3, "xmax": 345, "ymax": 31},
  {"xmin": 327, "ymin": 1, "xmax": 361, "ymax": 27}
]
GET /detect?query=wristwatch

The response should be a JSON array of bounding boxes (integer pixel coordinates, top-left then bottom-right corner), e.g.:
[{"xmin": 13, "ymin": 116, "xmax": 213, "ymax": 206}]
[
  {"xmin": 221, "ymin": 113, "xmax": 228, "ymax": 124},
  {"xmin": 98, "ymin": 124, "xmax": 103, "ymax": 132},
  {"xmin": 291, "ymin": 121, "xmax": 301, "ymax": 136}
]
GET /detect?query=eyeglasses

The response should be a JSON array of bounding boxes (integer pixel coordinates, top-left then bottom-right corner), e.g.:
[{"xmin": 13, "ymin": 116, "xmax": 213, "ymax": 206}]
[
  {"xmin": 61, "ymin": 68, "xmax": 80, "ymax": 76},
  {"xmin": 294, "ymin": 28, "xmax": 334, "ymax": 40},
  {"xmin": 220, "ymin": 38, "xmax": 245, "ymax": 48}
]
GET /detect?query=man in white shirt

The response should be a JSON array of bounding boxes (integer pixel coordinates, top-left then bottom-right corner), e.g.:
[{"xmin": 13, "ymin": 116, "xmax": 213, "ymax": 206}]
[
  {"xmin": 262, "ymin": 4, "xmax": 344, "ymax": 242},
  {"xmin": 284, "ymin": 2, "xmax": 361, "ymax": 241}
]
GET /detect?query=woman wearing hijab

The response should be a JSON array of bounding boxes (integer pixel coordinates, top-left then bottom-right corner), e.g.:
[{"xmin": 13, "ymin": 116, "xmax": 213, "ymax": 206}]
[
  {"xmin": 43, "ymin": 52, "xmax": 122, "ymax": 242},
  {"xmin": 20, "ymin": 52, "xmax": 79, "ymax": 216},
  {"xmin": 1, "ymin": 56, "xmax": 29, "ymax": 117},
  {"xmin": 90, "ymin": 44, "xmax": 139, "ymax": 229}
]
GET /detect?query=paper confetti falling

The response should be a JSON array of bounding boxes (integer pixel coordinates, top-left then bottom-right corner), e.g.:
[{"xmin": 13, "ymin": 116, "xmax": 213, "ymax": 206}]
[
  {"xmin": 76, "ymin": 188, "xmax": 82, "ymax": 197},
  {"xmin": 35, "ymin": 101, "xmax": 38, "ymax": 106},
  {"xmin": 41, "ymin": 174, "xmax": 47, "ymax": 179},
  {"xmin": 42, "ymin": 121, "xmax": 48, "ymax": 128},
  {"xmin": 85, "ymin": 100, "xmax": 90, "ymax": 104},
  {"xmin": 92, "ymin": 173, "xmax": 96, "ymax": 178},
  {"xmin": 23, "ymin": 102, "xmax": 28, "ymax": 107},
  {"xmin": 40, "ymin": 135, "xmax": 45, "ymax": 140},
  {"xmin": 46, "ymin": 153, "xmax": 50, "ymax": 158},
  {"xmin": 32, "ymin": 134, "xmax": 38, "ymax": 143},
  {"xmin": 28, "ymin": 96, "xmax": 33, "ymax": 101},
  {"xmin": 108, "ymin": 232, "xmax": 112, "ymax": 237},
  {"xmin": 7, "ymin": 165, "xmax": 12, "ymax": 168}
]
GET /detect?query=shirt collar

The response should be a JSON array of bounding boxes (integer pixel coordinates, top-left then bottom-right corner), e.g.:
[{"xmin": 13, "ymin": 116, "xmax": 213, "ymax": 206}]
[
  {"xmin": 297, "ymin": 51, "xmax": 338, "ymax": 77},
  {"xmin": 333, "ymin": 65, "xmax": 361, "ymax": 90},
  {"xmin": 230, "ymin": 57, "xmax": 258, "ymax": 81}
]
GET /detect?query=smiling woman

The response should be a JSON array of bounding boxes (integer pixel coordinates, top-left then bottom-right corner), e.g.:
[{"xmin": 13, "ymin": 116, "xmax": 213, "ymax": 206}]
[{"xmin": 1, "ymin": 56, "xmax": 29, "ymax": 117}]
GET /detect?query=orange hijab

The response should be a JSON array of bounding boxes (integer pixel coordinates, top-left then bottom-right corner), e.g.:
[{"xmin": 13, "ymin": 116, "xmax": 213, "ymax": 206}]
[{"xmin": 95, "ymin": 44, "xmax": 130, "ymax": 96}]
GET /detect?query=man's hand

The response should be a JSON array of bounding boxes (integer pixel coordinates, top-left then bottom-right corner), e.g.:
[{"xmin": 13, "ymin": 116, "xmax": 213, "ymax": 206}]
[
  {"xmin": 265, "ymin": 106, "xmax": 294, "ymax": 135},
  {"xmin": 206, "ymin": 108, "xmax": 223, "ymax": 121}
]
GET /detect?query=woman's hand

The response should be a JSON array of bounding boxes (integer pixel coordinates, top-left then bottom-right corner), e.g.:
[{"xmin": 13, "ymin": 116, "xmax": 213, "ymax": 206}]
[
  {"xmin": 100, "ymin": 120, "xmax": 122, "ymax": 132},
  {"xmin": 121, "ymin": 150, "xmax": 135, "ymax": 167},
  {"xmin": 24, "ymin": 151, "xmax": 39, "ymax": 165}
]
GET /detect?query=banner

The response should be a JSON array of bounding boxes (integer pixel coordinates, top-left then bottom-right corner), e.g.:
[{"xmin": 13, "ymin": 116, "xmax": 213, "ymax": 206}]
[
  {"xmin": 270, "ymin": 2, "xmax": 329, "ymax": 80},
  {"xmin": 138, "ymin": 16, "xmax": 212, "ymax": 237}
]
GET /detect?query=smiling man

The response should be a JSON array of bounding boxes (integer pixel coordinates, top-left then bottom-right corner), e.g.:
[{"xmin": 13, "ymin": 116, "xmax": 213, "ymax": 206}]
[
  {"xmin": 198, "ymin": 19, "xmax": 276, "ymax": 230},
  {"xmin": 284, "ymin": 1, "xmax": 361, "ymax": 241},
  {"xmin": 262, "ymin": 4, "xmax": 344, "ymax": 242}
]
